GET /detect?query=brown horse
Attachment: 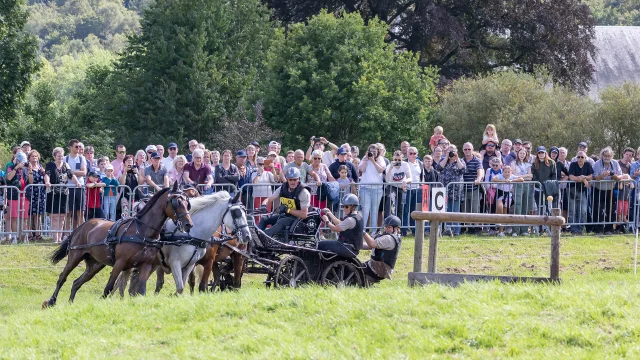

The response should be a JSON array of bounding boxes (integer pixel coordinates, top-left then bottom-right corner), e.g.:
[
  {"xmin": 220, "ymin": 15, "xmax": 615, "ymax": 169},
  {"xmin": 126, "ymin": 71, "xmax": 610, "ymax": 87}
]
[
  {"xmin": 43, "ymin": 183, "xmax": 192, "ymax": 307},
  {"xmin": 187, "ymin": 226, "xmax": 247, "ymax": 293}
]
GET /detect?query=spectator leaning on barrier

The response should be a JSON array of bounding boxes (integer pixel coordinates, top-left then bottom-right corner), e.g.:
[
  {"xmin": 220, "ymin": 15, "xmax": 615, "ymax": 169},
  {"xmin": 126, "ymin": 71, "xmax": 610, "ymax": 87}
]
[
  {"xmin": 385, "ymin": 151, "xmax": 412, "ymax": 223},
  {"xmin": 144, "ymin": 152, "xmax": 168, "ymax": 194},
  {"xmin": 421, "ymin": 154, "xmax": 439, "ymax": 183},
  {"xmin": 44, "ymin": 147, "xmax": 78, "ymax": 243},
  {"xmin": 461, "ymin": 142, "xmax": 484, "ymax": 218},
  {"xmin": 568, "ymin": 150, "xmax": 594, "ymax": 235},
  {"xmin": 251, "ymin": 156, "xmax": 277, "ymax": 216},
  {"xmin": 618, "ymin": 147, "xmax": 635, "ymax": 175},
  {"xmin": 118, "ymin": 155, "xmax": 145, "ymax": 220},
  {"xmin": 214, "ymin": 150, "xmax": 240, "ymax": 194},
  {"xmin": 236, "ymin": 149, "xmax": 254, "ymax": 203},
  {"xmin": 359, "ymin": 143, "xmax": 386, "ymax": 233},
  {"xmin": 86, "ymin": 171, "xmax": 106, "ymax": 220},
  {"xmin": 532, "ymin": 146, "xmax": 558, "ymax": 213},
  {"xmin": 168, "ymin": 155, "xmax": 187, "ymax": 187},
  {"xmin": 26, "ymin": 149, "xmax": 46, "ymax": 241},
  {"xmin": 184, "ymin": 149, "xmax": 213, "ymax": 192},
  {"xmin": 439, "ymin": 144, "xmax": 465, "ymax": 236},
  {"xmin": 102, "ymin": 164, "xmax": 119, "ymax": 221},
  {"xmin": 65, "ymin": 139, "xmax": 86, "ymax": 230},
  {"xmin": 511, "ymin": 148, "xmax": 533, "ymax": 236},
  {"xmin": 592, "ymin": 146, "xmax": 622, "ymax": 235},
  {"xmin": 571, "ymin": 142, "xmax": 595, "ymax": 165}
]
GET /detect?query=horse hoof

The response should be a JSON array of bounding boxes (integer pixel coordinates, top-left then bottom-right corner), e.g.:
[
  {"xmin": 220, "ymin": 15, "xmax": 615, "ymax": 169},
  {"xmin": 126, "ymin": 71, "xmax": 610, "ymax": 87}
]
[{"xmin": 42, "ymin": 300, "xmax": 51, "ymax": 309}]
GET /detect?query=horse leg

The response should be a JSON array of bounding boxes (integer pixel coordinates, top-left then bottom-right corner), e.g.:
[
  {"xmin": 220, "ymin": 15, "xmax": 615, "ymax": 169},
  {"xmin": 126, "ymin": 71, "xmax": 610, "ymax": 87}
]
[
  {"xmin": 135, "ymin": 263, "xmax": 154, "ymax": 296},
  {"xmin": 181, "ymin": 263, "xmax": 197, "ymax": 295},
  {"xmin": 232, "ymin": 250, "xmax": 246, "ymax": 290},
  {"xmin": 115, "ymin": 269, "xmax": 131, "ymax": 297},
  {"xmin": 128, "ymin": 268, "xmax": 140, "ymax": 297},
  {"xmin": 43, "ymin": 252, "xmax": 83, "ymax": 308},
  {"xmin": 69, "ymin": 259, "xmax": 106, "ymax": 302},
  {"xmin": 188, "ymin": 269, "xmax": 196, "ymax": 295},
  {"xmin": 170, "ymin": 261, "xmax": 185, "ymax": 295},
  {"xmin": 154, "ymin": 267, "xmax": 164, "ymax": 294},
  {"xmin": 102, "ymin": 259, "xmax": 127, "ymax": 298}
]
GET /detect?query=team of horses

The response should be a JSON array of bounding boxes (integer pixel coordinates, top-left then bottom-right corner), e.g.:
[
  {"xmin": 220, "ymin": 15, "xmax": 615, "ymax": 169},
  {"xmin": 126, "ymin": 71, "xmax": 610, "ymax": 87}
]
[{"xmin": 42, "ymin": 182, "xmax": 252, "ymax": 308}]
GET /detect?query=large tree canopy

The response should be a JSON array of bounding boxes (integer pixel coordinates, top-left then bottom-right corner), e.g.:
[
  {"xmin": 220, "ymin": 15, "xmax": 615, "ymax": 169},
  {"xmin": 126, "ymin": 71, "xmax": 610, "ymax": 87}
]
[
  {"xmin": 262, "ymin": 11, "xmax": 438, "ymax": 151},
  {"xmin": 0, "ymin": 0, "xmax": 40, "ymax": 127},
  {"xmin": 264, "ymin": 0, "xmax": 596, "ymax": 91},
  {"xmin": 75, "ymin": 0, "xmax": 275, "ymax": 148}
]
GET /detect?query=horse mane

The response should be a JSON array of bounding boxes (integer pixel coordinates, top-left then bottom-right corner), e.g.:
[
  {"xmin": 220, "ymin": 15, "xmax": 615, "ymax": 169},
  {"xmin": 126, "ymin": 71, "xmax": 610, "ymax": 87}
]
[
  {"xmin": 188, "ymin": 191, "xmax": 231, "ymax": 216},
  {"xmin": 135, "ymin": 187, "xmax": 171, "ymax": 218}
]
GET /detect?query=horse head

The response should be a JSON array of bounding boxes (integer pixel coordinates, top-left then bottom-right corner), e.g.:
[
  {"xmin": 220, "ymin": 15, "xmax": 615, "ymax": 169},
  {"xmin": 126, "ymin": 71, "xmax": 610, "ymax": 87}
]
[
  {"xmin": 166, "ymin": 182, "xmax": 193, "ymax": 233},
  {"xmin": 223, "ymin": 191, "xmax": 251, "ymax": 243}
]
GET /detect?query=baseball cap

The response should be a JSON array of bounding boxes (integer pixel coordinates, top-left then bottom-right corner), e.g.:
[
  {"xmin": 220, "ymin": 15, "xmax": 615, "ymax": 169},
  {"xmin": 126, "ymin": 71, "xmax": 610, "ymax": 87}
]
[
  {"xmin": 269, "ymin": 141, "xmax": 278, "ymax": 147},
  {"xmin": 550, "ymin": 146, "xmax": 559, "ymax": 154},
  {"xmin": 578, "ymin": 142, "xmax": 588, "ymax": 148},
  {"xmin": 236, "ymin": 149, "xmax": 247, "ymax": 157},
  {"xmin": 150, "ymin": 152, "xmax": 161, "ymax": 159},
  {"xmin": 337, "ymin": 148, "xmax": 348, "ymax": 155},
  {"xmin": 251, "ymin": 141, "xmax": 260, "ymax": 147},
  {"xmin": 536, "ymin": 146, "xmax": 546, "ymax": 153},
  {"xmin": 145, "ymin": 145, "xmax": 157, "ymax": 152},
  {"xmin": 168, "ymin": 142, "xmax": 178, "ymax": 148},
  {"xmin": 268, "ymin": 151, "xmax": 277, "ymax": 156},
  {"xmin": 88, "ymin": 171, "xmax": 99, "ymax": 178},
  {"xmin": 513, "ymin": 139, "xmax": 522, "ymax": 144},
  {"xmin": 105, "ymin": 164, "xmax": 114, "ymax": 171},
  {"xmin": 20, "ymin": 141, "xmax": 30, "ymax": 147}
]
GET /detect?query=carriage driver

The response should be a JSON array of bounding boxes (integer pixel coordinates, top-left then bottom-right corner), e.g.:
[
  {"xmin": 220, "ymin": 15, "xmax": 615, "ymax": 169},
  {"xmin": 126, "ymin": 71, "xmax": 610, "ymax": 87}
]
[
  {"xmin": 362, "ymin": 215, "xmax": 402, "ymax": 284},
  {"xmin": 258, "ymin": 167, "xmax": 311, "ymax": 236},
  {"xmin": 319, "ymin": 194, "xmax": 363, "ymax": 258}
]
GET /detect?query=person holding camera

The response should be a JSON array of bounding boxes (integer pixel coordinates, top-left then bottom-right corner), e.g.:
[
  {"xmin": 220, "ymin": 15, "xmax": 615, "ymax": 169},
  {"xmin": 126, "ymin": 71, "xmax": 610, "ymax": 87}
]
[
  {"xmin": 439, "ymin": 144, "xmax": 466, "ymax": 236},
  {"xmin": 306, "ymin": 136, "xmax": 339, "ymax": 166},
  {"xmin": 258, "ymin": 167, "xmax": 311, "ymax": 237},
  {"xmin": 359, "ymin": 143, "xmax": 386, "ymax": 233},
  {"xmin": 117, "ymin": 155, "xmax": 145, "ymax": 220}
]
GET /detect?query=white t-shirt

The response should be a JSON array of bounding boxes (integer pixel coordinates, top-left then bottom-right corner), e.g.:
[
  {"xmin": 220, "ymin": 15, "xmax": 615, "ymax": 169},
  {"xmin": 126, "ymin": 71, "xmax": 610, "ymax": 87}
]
[
  {"xmin": 321, "ymin": 150, "xmax": 335, "ymax": 167},
  {"xmin": 360, "ymin": 157, "xmax": 386, "ymax": 186},
  {"xmin": 250, "ymin": 171, "xmax": 276, "ymax": 198},
  {"xmin": 494, "ymin": 174, "xmax": 519, "ymax": 192},
  {"xmin": 385, "ymin": 162, "xmax": 413, "ymax": 188},
  {"xmin": 406, "ymin": 160, "xmax": 422, "ymax": 190},
  {"xmin": 162, "ymin": 156, "xmax": 176, "ymax": 172},
  {"xmin": 65, "ymin": 154, "xmax": 86, "ymax": 186}
]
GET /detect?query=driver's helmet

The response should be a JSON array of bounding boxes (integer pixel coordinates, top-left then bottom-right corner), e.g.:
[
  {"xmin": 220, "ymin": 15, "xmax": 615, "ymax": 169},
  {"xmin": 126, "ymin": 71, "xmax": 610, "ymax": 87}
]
[
  {"xmin": 285, "ymin": 167, "xmax": 301, "ymax": 179},
  {"xmin": 382, "ymin": 215, "xmax": 401, "ymax": 228},
  {"xmin": 341, "ymin": 193, "xmax": 359, "ymax": 207}
]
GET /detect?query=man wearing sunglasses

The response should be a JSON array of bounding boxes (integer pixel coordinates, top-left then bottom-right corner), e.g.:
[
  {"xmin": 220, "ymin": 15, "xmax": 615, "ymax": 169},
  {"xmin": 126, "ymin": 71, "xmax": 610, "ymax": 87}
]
[
  {"xmin": 568, "ymin": 150, "xmax": 594, "ymax": 235},
  {"xmin": 162, "ymin": 142, "xmax": 179, "ymax": 172},
  {"xmin": 481, "ymin": 140, "xmax": 499, "ymax": 171},
  {"xmin": 111, "ymin": 144, "xmax": 127, "ymax": 177},
  {"xmin": 258, "ymin": 167, "xmax": 311, "ymax": 237},
  {"xmin": 319, "ymin": 194, "xmax": 363, "ymax": 258}
]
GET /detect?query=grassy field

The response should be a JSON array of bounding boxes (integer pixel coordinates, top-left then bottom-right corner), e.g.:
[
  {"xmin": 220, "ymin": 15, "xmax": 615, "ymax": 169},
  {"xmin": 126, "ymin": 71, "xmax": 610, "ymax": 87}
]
[{"xmin": 1, "ymin": 234, "xmax": 640, "ymax": 358}]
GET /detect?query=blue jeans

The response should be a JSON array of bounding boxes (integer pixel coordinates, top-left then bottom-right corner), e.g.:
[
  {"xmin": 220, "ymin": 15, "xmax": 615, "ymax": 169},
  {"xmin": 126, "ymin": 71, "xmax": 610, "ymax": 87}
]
[
  {"xmin": 360, "ymin": 186, "xmax": 383, "ymax": 231},
  {"xmin": 103, "ymin": 195, "xmax": 117, "ymax": 221},
  {"xmin": 446, "ymin": 198, "xmax": 461, "ymax": 235},
  {"xmin": 569, "ymin": 191, "xmax": 588, "ymax": 233},
  {"xmin": 402, "ymin": 188, "xmax": 421, "ymax": 235}
]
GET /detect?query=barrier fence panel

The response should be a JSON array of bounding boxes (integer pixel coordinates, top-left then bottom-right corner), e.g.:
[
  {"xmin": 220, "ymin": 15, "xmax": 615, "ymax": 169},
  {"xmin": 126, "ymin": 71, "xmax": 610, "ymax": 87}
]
[{"xmin": 0, "ymin": 186, "xmax": 22, "ymax": 244}]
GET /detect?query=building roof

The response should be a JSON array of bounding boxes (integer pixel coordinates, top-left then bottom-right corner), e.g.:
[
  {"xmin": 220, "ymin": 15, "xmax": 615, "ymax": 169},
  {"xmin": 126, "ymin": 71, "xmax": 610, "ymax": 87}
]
[{"xmin": 590, "ymin": 26, "xmax": 640, "ymax": 100}]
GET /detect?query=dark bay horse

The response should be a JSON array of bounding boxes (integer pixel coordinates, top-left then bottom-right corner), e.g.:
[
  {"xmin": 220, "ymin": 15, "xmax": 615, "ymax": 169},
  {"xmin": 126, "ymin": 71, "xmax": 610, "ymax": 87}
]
[{"xmin": 43, "ymin": 183, "xmax": 192, "ymax": 307}]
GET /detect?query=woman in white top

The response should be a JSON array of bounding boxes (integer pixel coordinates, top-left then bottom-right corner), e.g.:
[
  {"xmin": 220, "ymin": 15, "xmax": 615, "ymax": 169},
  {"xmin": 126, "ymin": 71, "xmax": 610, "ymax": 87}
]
[
  {"xmin": 358, "ymin": 143, "xmax": 386, "ymax": 232},
  {"xmin": 385, "ymin": 151, "xmax": 412, "ymax": 221},
  {"xmin": 510, "ymin": 148, "xmax": 533, "ymax": 236},
  {"xmin": 308, "ymin": 150, "xmax": 336, "ymax": 209},
  {"xmin": 251, "ymin": 157, "xmax": 278, "ymax": 222}
]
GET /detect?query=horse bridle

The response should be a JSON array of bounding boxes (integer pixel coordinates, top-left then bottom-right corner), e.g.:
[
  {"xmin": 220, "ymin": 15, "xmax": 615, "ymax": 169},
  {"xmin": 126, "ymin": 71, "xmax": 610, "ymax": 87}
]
[
  {"xmin": 223, "ymin": 202, "xmax": 249, "ymax": 237},
  {"xmin": 167, "ymin": 193, "xmax": 192, "ymax": 230}
]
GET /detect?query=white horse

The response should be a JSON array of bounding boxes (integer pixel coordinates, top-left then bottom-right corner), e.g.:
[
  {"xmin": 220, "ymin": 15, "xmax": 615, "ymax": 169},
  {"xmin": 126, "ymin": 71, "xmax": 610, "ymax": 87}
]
[{"xmin": 118, "ymin": 191, "xmax": 251, "ymax": 295}]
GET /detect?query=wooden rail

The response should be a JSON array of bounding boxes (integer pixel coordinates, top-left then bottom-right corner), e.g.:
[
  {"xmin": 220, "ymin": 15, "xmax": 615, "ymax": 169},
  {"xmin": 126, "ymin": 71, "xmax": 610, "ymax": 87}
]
[{"xmin": 409, "ymin": 209, "xmax": 564, "ymax": 286}]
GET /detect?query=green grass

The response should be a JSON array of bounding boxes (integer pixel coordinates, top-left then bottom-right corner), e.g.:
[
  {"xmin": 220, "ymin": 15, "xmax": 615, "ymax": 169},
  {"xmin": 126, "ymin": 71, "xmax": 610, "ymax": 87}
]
[{"xmin": 1, "ymin": 234, "xmax": 640, "ymax": 358}]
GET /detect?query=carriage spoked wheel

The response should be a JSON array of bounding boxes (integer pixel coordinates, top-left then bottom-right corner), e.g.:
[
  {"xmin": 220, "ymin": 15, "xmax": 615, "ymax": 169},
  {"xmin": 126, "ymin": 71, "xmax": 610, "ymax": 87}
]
[
  {"xmin": 274, "ymin": 255, "xmax": 310, "ymax": 288},
  {"xmin": 320, "ymin": 261, "xmax": 364, "ymax": 288}
]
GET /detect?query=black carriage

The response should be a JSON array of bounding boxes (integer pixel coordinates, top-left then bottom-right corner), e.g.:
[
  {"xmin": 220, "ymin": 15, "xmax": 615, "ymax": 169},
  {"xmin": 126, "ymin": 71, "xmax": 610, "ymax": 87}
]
[{"xmin": 214, "ymin": 208, "xmax": 367, "ymax": 289}]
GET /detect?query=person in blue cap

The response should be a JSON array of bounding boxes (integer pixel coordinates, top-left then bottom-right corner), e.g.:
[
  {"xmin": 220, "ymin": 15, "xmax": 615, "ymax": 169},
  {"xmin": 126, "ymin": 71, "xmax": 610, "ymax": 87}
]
[
  {"xmin": 162, "ymin": 142, "xmax": 180, "ymax": 172},
  {"xmin": 258, "ymin": 167, "xmax": 311, "ymax": 237}
]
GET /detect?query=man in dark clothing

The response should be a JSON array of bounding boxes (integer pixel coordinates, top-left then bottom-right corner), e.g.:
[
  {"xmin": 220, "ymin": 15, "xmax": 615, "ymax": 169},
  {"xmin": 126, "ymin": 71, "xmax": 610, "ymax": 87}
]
[
  {"xmin": 258, "ymin": 167, "xmax": 311, "ymax": 237},
  {"xmin": 568, "ymin": 151, "xmax": 594, "ymax": 234},
  {"xmin": 328, "ymin": 148, "xmax": 359, "ymax": 182},
  {"xmin": 482, "ymin": 140, "xmax": 499, "ymax": 171},
  {"xmin": 319, "ymin": 194, "xmax": 363, "ymax": 258},
  {"xmin": 362, "ymin": 215, "xmax": 402, "ymax": 284}
]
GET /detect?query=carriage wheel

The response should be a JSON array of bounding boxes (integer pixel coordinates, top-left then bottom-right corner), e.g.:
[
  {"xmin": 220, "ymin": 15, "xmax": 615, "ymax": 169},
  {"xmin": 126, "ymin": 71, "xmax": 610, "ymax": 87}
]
[
  {"xmin": 274, "ymin": 255, "xmax": 310, "ymax": 288},
  {"xmin": 320, "ymin": 261, "xmax": 364, "ymax": 288}
]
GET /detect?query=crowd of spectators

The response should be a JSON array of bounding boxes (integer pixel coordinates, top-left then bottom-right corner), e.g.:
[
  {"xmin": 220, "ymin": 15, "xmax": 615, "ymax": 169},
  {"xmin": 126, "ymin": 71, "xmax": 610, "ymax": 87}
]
[{"xmin": 1, "ymin": 124, "xmax": 640, "ymax": 243}]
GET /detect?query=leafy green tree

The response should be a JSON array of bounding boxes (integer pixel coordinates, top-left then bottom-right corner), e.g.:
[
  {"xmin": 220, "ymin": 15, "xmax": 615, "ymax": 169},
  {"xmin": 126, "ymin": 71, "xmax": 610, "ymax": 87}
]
[
  {"xmin": 434, "ymin": 70, "xmax": 598, "ymax": 153},
  {"xmin": 594, "ymin": 83, "xmax": 640, "ymax": 156},
  {"xmin": 0, "ymin": 0, "xmax": 40, "ymax": 129},
  {"xmin": 264, "ymin": 0, "xmax": 596, "ymax": 92},
  {"xmin": 586, "ymin": 0, "xmax": 640, "ymax": 26},
  {"xmin": 83, "ymin": 0, "xmax": 275, "ymax": 148},
  {"xmin": 262, "ymin": 11, "xmax": 438, "ymax": 152}
]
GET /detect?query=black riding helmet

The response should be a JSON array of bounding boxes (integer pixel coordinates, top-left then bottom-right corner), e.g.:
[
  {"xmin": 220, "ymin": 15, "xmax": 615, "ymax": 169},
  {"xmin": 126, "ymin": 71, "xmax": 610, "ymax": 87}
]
[{"xmin": 382, "ymin": 215, "xmax": 401, "ymax": 228}]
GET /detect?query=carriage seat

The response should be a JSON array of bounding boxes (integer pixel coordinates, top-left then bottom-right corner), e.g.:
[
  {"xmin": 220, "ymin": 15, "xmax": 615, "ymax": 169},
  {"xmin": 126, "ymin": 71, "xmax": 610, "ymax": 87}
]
[{"xmin": 284, "ymin": 207, "xmax": 322, "ymax": 237}]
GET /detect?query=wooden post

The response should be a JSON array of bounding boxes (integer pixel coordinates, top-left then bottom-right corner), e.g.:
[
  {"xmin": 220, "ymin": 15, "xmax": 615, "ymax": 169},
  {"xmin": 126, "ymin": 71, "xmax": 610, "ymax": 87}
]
[
  {"xmin": 413, "ymin": 220, "xmax": 424, "ymax": 273},
  {"xmin": 427, "ymin": 221, "xmax": 440, "ymax": 273},
  {"xmin": 550, "ymin": 208, "xmax": 561, "ymax": 279}
]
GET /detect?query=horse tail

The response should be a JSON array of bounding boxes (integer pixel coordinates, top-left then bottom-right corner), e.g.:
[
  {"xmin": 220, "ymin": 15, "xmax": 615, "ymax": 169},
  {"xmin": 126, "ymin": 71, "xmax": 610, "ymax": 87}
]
[{"xmin": 50, "ymin": 237, "xmax": 71, "ymax": 264}]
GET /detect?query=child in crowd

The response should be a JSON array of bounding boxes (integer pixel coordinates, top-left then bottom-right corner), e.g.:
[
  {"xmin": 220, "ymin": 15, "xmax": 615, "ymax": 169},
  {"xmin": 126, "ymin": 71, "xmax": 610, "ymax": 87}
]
[
  {"xmin": 102, "ymin": 165, "xmax": 119, "ymax": 221},
  {"xmin": 337, "ymin": 165, "xmax": 356, "ymax": 196},
  {"xmin": 96, "ymin": 158, "xmax": 107, "ymax": 178},
  {"xmin": 616, "ymin": 176, "xmax": 635, "ymax": 232},
  {"xmin": 492, "ymin": 165, "xmax": 523, "ymax": 236},
  {"xmin": 429, "ymin": 126, "xmax": 446, "ymax": 151},
  {"xmin": 86, "ymin": 171, "xmax": 106, "ymax": 220},
  {"xmin": 480, "ymin": 124, "xmax": 500, "ymax": 155}
]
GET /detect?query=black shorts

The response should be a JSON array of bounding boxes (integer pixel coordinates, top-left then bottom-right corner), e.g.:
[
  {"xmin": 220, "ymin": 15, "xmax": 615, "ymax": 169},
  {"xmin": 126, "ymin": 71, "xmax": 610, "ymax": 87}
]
[{"xmin": 68, "ymin": 187, "xmax": 85, "ymax": 213}]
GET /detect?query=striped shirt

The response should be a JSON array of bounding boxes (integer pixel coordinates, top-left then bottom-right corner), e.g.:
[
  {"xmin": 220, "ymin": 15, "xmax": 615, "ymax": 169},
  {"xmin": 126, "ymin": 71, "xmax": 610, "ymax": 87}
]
[{"xmin": 462, "ymin": 156, "xmax": 482, "ymax": 190}]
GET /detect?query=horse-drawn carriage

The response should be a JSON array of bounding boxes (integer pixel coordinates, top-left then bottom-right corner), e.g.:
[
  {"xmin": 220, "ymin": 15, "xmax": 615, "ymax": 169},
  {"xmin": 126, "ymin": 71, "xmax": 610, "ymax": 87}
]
[{"xmin": 214, "ymin": 207, "xmax": 367, "ymax": 289}]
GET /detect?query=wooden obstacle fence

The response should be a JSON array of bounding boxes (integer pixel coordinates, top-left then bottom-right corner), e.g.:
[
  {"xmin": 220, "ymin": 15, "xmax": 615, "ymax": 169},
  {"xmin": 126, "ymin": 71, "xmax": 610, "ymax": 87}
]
[{"xmin": 409, "ymin": 209, "xmax": 565, "ymax": 286}]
